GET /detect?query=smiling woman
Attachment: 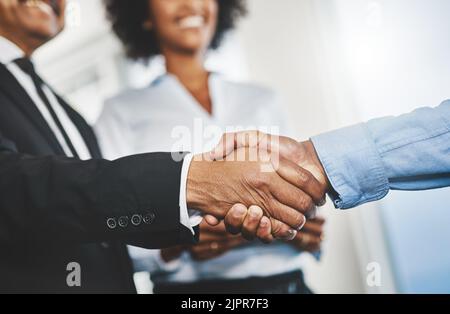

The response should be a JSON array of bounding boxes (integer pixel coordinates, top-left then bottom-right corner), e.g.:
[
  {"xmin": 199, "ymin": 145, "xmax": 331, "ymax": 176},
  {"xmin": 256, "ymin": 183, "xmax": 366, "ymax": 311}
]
[{"xmin": 103, "ymin": 0, "xmax": 247, "ymax": 60}]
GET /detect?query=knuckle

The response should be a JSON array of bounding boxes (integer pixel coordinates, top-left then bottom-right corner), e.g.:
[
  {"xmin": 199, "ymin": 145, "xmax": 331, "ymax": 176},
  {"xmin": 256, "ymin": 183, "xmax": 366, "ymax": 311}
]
[
  {"xmin": 275, "ymin": 225, "xmax": 290, "ymax": 239},
  {"xmin": 296, "ymin": 197, "xmax": 307, "ymax": 211},
  {"xmin": 264, "ymin": 198, "xmax": 278, "ymax": 218},
  {"xmin": 252, "ymin": 173, "xmax": 269, "ymax": 190},
  {"xmin": 297, "ymin": 169, "xmax": 311, "ymax": 186},
  {"xmin": 298, "ymin": 196, "xmax": 313, "ymax": 212}
]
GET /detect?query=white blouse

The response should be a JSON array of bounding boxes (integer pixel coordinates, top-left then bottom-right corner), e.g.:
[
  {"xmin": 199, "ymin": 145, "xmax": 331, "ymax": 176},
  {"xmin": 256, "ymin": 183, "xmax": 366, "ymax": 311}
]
[{"xmin": 95, "ymin": 73, "xmax": 308, "ymax": 283}]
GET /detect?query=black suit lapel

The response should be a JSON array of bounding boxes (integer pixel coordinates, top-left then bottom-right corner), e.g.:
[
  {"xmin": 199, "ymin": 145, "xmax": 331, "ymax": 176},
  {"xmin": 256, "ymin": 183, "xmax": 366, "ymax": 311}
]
[{"xmin": 0, "ymin": 63, "xmax": 65, "ymax": 155}]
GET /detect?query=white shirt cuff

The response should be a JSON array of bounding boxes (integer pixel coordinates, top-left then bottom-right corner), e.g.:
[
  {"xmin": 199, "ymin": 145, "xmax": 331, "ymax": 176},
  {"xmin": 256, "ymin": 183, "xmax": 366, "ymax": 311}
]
[{"xmin": 179, "ymin": 153, "xmax": 202, "ymax": 235}]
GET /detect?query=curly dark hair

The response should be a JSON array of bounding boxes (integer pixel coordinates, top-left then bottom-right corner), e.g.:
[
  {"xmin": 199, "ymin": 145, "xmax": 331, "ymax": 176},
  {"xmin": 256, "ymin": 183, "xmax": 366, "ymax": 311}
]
[{"xmin": 104, "ymin": 0, "xmax": 247, "ymax": 60}]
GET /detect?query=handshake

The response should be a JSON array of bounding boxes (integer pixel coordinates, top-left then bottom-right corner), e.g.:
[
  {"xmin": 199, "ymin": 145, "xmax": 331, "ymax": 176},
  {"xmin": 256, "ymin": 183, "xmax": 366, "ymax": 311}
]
[{"xmin": 186, "ymin": 130, "xmax": 330, "ymax": 243}]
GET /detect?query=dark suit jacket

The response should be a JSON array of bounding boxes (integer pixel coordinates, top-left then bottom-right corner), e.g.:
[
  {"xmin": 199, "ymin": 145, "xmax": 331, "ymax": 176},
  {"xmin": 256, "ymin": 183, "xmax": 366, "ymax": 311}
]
[{"xmin": 0, "ymin": 63, "xmax": 196, "ymax": 294}]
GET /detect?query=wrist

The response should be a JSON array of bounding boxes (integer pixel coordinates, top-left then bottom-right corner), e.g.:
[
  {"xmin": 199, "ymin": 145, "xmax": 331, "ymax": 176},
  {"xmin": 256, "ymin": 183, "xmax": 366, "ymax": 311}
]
[
  {"xmin": 302, "ymin": 140, "xmax": 331, "ymax": 192},
  {"xmin": 186, "ymin": 156, "xmax": 223, "ymax": 217},
  {"xmin": 186, "ymin": 157, "xmax": 208, "ymax": 210}
]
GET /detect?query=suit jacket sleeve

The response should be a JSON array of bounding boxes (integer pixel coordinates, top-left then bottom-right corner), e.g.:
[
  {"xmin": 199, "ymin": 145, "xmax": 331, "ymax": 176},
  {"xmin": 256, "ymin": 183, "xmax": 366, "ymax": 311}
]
[{"xmin": 0, "ymin": 133, "xmax": 197, "ymax": 250}]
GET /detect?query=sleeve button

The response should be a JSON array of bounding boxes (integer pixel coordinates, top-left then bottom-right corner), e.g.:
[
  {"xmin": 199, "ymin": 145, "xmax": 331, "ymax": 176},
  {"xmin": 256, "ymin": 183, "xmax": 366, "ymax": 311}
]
[
  {"xmin": 107, "ymin": 218, "xmax": 117, "ymax": 230},
  {"xmin": 131, "ymin": 214, "xmax": 142, "ymax": 226},
  {"xmin": 118, "ymin": 216, "xmax": 129, "ymax": 228},
  {"xmin": 143, "ymin": 212, "xmax": 155, "ymax": 225}
]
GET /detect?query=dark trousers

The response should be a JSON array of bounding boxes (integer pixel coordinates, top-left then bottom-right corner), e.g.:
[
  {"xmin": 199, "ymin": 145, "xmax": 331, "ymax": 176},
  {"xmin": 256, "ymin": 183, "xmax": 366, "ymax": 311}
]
[{"xmin": 153, "ymin": 270, "xmax": 312, "ymax": 294}]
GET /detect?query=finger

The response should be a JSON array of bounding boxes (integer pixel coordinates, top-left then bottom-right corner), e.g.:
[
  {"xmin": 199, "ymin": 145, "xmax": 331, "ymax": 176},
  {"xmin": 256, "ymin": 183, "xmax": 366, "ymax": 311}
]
[
  {"xmin": 190, "ymin": 248, "xmax": 219, "ymax": 261},
  {"xmin": 256, "ymin": 216, "xmax": 274, "ymax": 244},
  {"xmin": 204, "ymin": 215, "xmax": 221, "ymax": 226},
  {"xmin": 189, "ymin": 241, "xmax": 221, "ymax": 256},
  {"xmin": 311, "ymin": 216, "xmax": 326, "ymax": 225},
  {"xmin": 306, "ymin": 208, "xmax": 318, "ymax": 220},
  {"xmin": 190, "ymin": 239, "xmax": 228, "ymax": 253},
  {"xmin": 273, "ymin": 157, "xmax": 326, "ymax": 206},
  {"xmin": 199, "ymin": 231, "xmax": 235, "ymax": 243},
  {"xmin": 268, "ymin": 190, "xmax": 311, "ymax": 230},
  {"xmin": 210, "ymin": 132, "xmax": 238, "ymax": 160},
  {"xmin": 271, "ymin": 218, "xmax": 299, "ymax": 241},
  {"xmin": 271, "ymin": 167, "xmax": 318, "ymax": 216},
  {"xmin": 241, "ymin": 206, "xmax": 264, "ymax": 241},
  {"xmin": 160, "ymin": 246, "xmax": 185, "ymax": 263},
  {"xmin": 211, "ymin": 131, "xmax": 269, "ymax": 160},
  {"xmin": 224, "ymin": 204, "xmax": 248, "ymax": 235},
  {"xmin": 1, "ymin": 0, "xmax": 17, "ymax": 10},
  {"xmin": 298, "ymin": 232, "xmax": 323, "ymax": 244},
  {"xmin": 302, "ymin": 221, "xmax": 325, "ymax": 237},
  {"xmin": 296, "ymin": 232, "xmax": 323, "ymax": 250},
  {"xmin": 200, "ymin": 220, "xmax": 228, "ymax": 235},
  {"xmin": 190, "ymin": 238, "xmax": 244, "ymax": 261},
  {"xmin": 224, "ymin": 237, "xmax": 248, "ymax": 250}
]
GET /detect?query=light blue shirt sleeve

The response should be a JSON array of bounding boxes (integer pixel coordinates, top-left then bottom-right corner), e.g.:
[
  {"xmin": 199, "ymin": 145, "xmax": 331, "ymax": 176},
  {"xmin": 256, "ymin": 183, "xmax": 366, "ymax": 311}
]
[{"xmin": 311, "ymin": 100, "xmax": 450, "ymax": 209}]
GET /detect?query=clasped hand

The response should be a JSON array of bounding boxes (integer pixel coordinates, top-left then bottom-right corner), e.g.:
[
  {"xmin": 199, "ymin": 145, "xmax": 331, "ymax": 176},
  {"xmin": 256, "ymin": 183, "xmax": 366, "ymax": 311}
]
[
  {"xmin": 161, "ymin": 218, "xmax": 325, "ymax": 263},
  {"xmin": 186, "ymin": 130, "xmax": 329, "ymax": 243}
]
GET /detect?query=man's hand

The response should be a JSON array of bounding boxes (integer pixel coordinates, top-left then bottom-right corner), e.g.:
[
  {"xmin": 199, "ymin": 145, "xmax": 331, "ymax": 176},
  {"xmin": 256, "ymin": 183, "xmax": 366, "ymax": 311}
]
[
  {"xmin": 289, "ymin": 217, "xmax": 326, "ymax": 253},
  {"xmin": 188, "ymin": 221, "xmax": 247, "ymax": 261},
  {"xmin": 210, "ymin": 131, "xmax": 329, "ymax": 194},
  {"xmin": 187, "ymin": 148, "xmax": 324, "ymax": 240},
  {"xmin": 162, "ymin": 205, "xmax": 276, "ymax": 263},
  {"xmin": 161, "ymin": 246, "xmax": 185, "ymax": 263},
  {"xmin": 203, "ymin": 131, "xmax": 330, "ymax": 241}
]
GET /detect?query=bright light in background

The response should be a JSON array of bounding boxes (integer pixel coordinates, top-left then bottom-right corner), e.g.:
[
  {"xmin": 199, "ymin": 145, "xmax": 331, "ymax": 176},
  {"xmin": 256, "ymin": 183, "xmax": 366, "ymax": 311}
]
[
  {"xmin": 334, "ymin": 0, "xmax": 450, "ymax": 118},
  {"xmin": 331, "ymin": 0, "xmax": 450, "ymax": 293},
  {"xmin": 347, "ymin": 1, "xmax": 388, "ymax": 74}
]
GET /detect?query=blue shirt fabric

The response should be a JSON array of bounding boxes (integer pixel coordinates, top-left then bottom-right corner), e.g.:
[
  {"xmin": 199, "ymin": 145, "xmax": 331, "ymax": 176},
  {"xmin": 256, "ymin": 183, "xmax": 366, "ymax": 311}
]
[{"xmin": 311, "ymin": 100, "xmax": 450, "ymax": 209}]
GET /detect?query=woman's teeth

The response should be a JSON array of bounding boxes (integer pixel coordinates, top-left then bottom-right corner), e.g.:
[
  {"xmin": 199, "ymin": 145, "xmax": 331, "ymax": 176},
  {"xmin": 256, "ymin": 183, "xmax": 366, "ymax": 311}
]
[
  {"xmin": 178, "ymin": 16, "xmax": 206, "ymax": 29},
  {"xmin": 22, "ymin": 0, "xmax": 54, "ymax": 16}
]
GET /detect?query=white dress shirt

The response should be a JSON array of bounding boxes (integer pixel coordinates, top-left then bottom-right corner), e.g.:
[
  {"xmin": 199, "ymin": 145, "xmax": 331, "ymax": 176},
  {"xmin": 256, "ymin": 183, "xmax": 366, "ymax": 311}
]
[
  {"xmin": 0, "ymin": 36, "xmax": 92, "ymax": 160},
  {"xmin": 0, "ymin": 36, "xmax": 198, "ymax": 237},
  {"xmin": 96, "ymin": 73, "xmax": 309, "ymax": 282}
]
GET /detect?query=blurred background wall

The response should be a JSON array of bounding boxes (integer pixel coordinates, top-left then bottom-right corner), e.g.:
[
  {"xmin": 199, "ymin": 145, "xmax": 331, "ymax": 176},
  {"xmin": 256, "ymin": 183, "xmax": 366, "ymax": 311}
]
[{"xmin": 34, "ymin": 0, "xmax": 450, "ymax": 293}]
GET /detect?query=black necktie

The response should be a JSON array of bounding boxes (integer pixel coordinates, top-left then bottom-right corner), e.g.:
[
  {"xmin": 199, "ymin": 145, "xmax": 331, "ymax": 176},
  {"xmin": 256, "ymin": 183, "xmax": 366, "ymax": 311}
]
[{"xmin": 14, "ymin": 58, "xmax": 79, "ymax": 158}]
